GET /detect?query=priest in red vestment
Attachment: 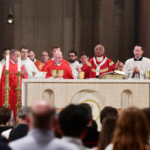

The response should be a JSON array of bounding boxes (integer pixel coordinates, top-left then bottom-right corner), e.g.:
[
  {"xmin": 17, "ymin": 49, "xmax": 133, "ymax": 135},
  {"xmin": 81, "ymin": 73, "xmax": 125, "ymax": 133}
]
[
  {"xmin": 45, "ymin": 51, "xmax": 74, "ymax": 79},
  {"xmin": 0, "ymin": 49, "xmax": 28, "ymax": 120},
  {"xmin": 76, "ymin": 45, "xmax": 120, "ymax": 78},
  {"xmin": 42, "ymin": 45, "xmax": 70, "ymax": 71}
]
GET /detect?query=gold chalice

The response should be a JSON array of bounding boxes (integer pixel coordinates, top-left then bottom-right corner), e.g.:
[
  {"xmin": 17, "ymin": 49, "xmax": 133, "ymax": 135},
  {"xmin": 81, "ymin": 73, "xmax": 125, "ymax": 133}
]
[
  {"xmin": 51, "ymin": 70, "xmax": 57, "ymax": 79},
  {"xmin": 79, "ymin": 71, "xmax": 85, "ymax": 79},
  {"xmin": 58, "ymin": 70, "xmax": 64, "ymax": 79},
  {"xmin": 145, "ymin": 71, "xmax": 150, "ymax": 79}
]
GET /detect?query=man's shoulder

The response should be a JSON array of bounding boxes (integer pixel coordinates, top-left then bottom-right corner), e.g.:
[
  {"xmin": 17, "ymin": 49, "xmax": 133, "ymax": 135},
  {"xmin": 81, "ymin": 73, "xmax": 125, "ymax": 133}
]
[
  {"xmin": 125, "ymin": 58, "xmax": 134, "ymax": 64},
  {"xmin": 142, "ymin": 57, "xmax": 150, "ymax": 61},
  {"xmin": 35, "ymin": 60, "xmax": 42, "ymax": 64},
  {"xmin": 50, "ymin": 138, "xmax": 78, "ymax": 150}
]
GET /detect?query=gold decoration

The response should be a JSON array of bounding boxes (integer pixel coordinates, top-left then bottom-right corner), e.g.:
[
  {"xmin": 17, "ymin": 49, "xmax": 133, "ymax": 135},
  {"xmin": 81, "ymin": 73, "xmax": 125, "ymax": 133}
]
[
  {"xmin": 109, "ymin": 61, "xmax": 114, "ymax": 66},
  {"xmin": 80, "ymin": 99, "xmax": 101, "ymax": 121},
  {"xmin": 58, "ymin": 70, "xmax": 64, "ymax": 79},
  {"xmin": 15, "ymin": 71, "xmax": 23, "ymax": 126},
  {"xmin": 92, "ymin": 67, "xmax": 108, "ymax": 73},
  {"xmin": 145, "ymin": 71, "xmax": 150, "ymax": 80},
  {"xmin": 3, "ymin": 70, "xmax": 11, "ymax": 108},
  {"xmin": 86, "ymin": 61, "xmax": 92, "ymax": 67},
  {"xmin": 51, "ymin": 70, "xmax": 57, "ymax": 79},
  {"xmin": 79, "ymin": 71, "xmax": 85, "ymax": 79},
  {"xmin": 6, "ymin": 51, "xmax": 10, "ymax": 55}
]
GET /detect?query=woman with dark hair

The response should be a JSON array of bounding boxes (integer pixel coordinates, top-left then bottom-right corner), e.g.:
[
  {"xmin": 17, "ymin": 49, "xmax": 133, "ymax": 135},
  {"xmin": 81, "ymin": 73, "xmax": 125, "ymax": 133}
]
[
  {"xmin": 96, "ymin": 114, "xmax": 118, "ymax": 150},
  {"xmin": 105, "ymin": 107, "xmax": 150, "ymax": 150}
]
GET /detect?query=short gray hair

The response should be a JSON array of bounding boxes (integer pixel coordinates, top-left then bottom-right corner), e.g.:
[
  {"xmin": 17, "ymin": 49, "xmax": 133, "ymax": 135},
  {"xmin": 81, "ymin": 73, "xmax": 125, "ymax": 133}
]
[
  {"xmin": 10, "ymin": 49, "xmax": 19, "ymax": 56},
  {"xmin": 18, "ymin": 106, "xmax": 30, "ymax": 120}
]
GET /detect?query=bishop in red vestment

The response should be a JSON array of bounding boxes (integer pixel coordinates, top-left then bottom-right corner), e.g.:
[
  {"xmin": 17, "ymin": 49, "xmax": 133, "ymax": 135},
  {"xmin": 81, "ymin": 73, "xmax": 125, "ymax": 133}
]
[
  {"xmin": 0, "ymin": 50, "xmax": 28, "ymax": 120},
  {"xmin": 77, "ymin": 45, "xmax": 119, "ymax": 78},
  {"xmin": 45, "ymin": 51, "xmax": 74, "ymax": 79}
]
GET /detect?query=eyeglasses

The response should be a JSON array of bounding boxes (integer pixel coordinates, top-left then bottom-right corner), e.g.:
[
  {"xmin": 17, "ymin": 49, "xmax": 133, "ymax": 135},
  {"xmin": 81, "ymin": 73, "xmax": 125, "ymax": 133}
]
[
  {"xmin": 41, "ymin": 55, "xmax": 48, "ymax": 57},
  {"xmin": 68, "ymin": 55, "xmax": 75, "ymax": 57}
]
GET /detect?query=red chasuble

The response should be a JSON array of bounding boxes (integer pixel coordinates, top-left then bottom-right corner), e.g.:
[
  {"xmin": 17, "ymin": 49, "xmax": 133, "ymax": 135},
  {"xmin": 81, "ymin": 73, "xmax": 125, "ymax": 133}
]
[
  {"xmin": 45, "ymin": 62, "xmax": 74, "ymax": 79},
  {"xmin": 42, "ymin": 59, "xmax": 71, "ymax": 71},
  {"xmin": 34, "ymin": 60, "xmax": 43, "ymax": 71},
  {"xmin": 0, "ymin": 60, "xmax": 28, "ymax": 119},
  {"xmin": 81, "ymin": 55, "xmax": 115, "ymax": 78}
]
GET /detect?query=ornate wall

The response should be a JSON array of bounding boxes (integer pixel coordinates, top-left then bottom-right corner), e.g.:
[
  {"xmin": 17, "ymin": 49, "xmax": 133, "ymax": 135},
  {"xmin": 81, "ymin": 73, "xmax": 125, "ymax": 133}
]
[{"xmin": 0, "ymin": 0, "xmax": 135, "ymax": 63}]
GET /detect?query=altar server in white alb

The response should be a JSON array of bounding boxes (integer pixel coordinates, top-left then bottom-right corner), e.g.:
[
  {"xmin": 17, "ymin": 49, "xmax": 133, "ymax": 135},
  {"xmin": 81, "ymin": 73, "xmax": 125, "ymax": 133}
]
[
  {"xmin": 123, "ymin": 44, "xmax": 150, "ymax": 79},
  {"xmin": 20, "ymin": 47, "xmax": 43, "ymax": 79}
]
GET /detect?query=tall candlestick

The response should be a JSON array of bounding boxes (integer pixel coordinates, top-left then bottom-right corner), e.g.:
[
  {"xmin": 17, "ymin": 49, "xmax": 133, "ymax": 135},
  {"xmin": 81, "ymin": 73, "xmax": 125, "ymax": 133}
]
[
  {"xmin": 17, "ymin": 53, "xmax": 21, "ymax": 72},
  {"xmin": 6, "ymin": 51, "xmax": 10, "ymax": 70}
]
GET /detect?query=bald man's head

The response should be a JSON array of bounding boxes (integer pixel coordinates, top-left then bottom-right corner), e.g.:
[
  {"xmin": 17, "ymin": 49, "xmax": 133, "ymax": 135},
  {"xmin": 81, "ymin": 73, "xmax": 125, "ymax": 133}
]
[
  {"xmin": 30, "ymin": 100, "xmax": 55, "ymax": 129},
  {"xmin": 54, "ymin": 51, "xmax": 63, "ymax": 64},
  {"xmin": 94, "ymin": 44, "xmax": 105, "ymax": 57}
]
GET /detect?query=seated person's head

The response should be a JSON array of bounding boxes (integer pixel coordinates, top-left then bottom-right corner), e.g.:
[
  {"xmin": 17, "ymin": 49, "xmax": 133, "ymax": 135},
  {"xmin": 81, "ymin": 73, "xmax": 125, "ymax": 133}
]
[
  {"xmin": 59, "ymin": 104, "xmax": 89, "ymax": 139},
  {"xmin": 142, "ymin": 108, "xmax": 150, "ymax": 133},
  {"xmin": 17, "ymin": 106, "xmax": 30, "ymax": 124},
  {"xmin": 29, "ymin": 100, "xmax": 56, "ymax": 130},
  {"xmin": 100, "ymin": 106, "xmax": 118, "ymax": 124},
  {"xmin": 79, "ymin": 103, "xmax": 92, "ymax": 126},
  {"xmin": 0, "ymin": 107, "xmax": 11, "ymax": 125}
]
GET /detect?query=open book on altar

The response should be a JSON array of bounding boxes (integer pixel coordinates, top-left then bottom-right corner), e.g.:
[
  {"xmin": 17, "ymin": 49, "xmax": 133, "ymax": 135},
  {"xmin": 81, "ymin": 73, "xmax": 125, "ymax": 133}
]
[{"xmin": 99, "ymin": 70, "xmax": 126, "ymax": 79}]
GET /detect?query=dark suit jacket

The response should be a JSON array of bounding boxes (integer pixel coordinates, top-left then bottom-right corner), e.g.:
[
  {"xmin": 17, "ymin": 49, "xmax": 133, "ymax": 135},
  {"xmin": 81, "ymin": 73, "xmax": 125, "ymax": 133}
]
[
  {"xmin": 0, "ymin": 126, "xmax": 13, "ymax": 135},
  {"xmin": 82, "ymin": 126, "xmax": 100, "ymax": 148},
  {"xmin": 0, "ymin": 141, "xmax": 11, "ymax": 150},
  {"xmin": 9, "ymin": 124, "xmax": 28, "ymax": 142}
]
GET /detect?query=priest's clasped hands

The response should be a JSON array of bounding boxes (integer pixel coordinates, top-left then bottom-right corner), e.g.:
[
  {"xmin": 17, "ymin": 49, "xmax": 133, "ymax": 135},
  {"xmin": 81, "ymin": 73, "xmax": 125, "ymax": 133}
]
[
  {"xmin": 133, "ymin": 67, "xmax": 140, "ymax": 74},
  {"xmin": 20, "ymin": 65, "xmax": 28, "ymax": 76}
]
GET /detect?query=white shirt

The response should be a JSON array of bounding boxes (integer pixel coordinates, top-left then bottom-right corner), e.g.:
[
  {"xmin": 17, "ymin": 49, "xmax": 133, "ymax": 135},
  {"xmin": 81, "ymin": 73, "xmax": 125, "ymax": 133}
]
[
  {"xmin": 0, "ymin": 59, "xmax": 6, "ymax": 79},
  {"xmin": 123, "ymin": 57, "xmax": 150, "ymax": 79},
  {"xmin": 69, "ymin": 61, "xmax": 80, "ymax": 79},
  {"xmin": 9, "ymin": 129, "xmax": 78, "ymax": 150},
  {"xmin": 21, "ymin": 57, "xmax": 43, "ymax": 79},
  {"xmin": 105, "ymin": 143, "xmax": 113, "ymax": 150}
]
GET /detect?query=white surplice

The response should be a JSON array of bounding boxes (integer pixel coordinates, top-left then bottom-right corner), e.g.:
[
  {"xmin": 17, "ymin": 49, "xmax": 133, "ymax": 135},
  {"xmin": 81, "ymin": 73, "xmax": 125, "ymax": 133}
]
[
  {"xmin": 69, "ymin": 61, "xmax": 80, "ymax": 79},
  {"xmin": 123, "ymin": 57, "xmax": 150, "ymax": 79},
  {"xmin": 0, "ymin": 59, "xmax": 6, "ymax": 79},
  {"xmin": 21, "ymin": 57, "xmax": 43, "ymax": 79}
]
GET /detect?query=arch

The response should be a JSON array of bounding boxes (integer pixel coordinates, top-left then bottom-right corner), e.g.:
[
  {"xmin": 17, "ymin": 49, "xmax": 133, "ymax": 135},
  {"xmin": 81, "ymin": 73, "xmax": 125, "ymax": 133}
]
[
  {"xmin": 42, "ymin": 89, "xmax": 54, "ymax": 104},
  {"xmin": 121, "ymin": 89, "xmax": 133, "ymax": 110}
]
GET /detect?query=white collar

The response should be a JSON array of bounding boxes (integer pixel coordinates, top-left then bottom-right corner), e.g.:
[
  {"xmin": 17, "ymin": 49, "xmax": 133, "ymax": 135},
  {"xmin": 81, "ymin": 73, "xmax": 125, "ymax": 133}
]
[
  {"xmin": 54, "ymin": 62, "xmax": 61, "ymax": 66},
  {"xmin": 33, "ymin": 59, "xmax": 36, "ymax": 63},
  {"xmin": 51, "ymin": 57, "xmax": 54, "ymax": 60},
  {"xmin": 62, "ymin": 136, "xmax": 82, "ymax": 145},
  {"xmin": 10, "ymin": 59, "xmax": 16, "ymax": 64}
]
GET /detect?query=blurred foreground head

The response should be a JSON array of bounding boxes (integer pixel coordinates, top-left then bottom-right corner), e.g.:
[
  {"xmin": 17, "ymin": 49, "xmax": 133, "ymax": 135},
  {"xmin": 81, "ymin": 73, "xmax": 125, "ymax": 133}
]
[{"xmin": 29, "ymin": 100, "xmax": 56, "ymax": 130}]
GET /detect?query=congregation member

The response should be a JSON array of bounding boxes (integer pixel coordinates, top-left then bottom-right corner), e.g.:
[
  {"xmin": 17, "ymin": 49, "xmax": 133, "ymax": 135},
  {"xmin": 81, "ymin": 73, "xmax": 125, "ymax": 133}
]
[
  {"xmin": 0, "ymin": 48, "xmax": 11, "ymax": 79},
  {"xmin": 76, "ymin": 45, "xmax": 120, "ymax": 79},
  {"xmin": 9, "ymin": 106, "xmax": 30, "ymax": 142},
  {"xmin": 40, "ymin": 51, "xmax": 49, "ymax": 65},
  {"xmin": 0, "ymin": 107, "xmax": 13, "ymax": 135},
  {"xmin": 9, "ymin": 100, "xmax": 78, "ymax": 150},
  {"xmin": 20, "ymin": 47, "xmax": 43, "ymax": 78},
  {"xmin": 123, "ymin": 44, "xmax": 150, "ymax": 79},
  {"xmin": 105, "ymin": 107, "xmax": 149, "ymax": 150},
  {"xmin": 97, "ymin": 114, "xmax": 118, "ymax": 150},
  {"xmin": 100, "ymin": 106, "xmax": 118, "ymax": 124},
  {"xmin": 29, "ymin": 51, "xmax": 43, "ymax": 71},
  {"xmin": 0, "ymin": 49, "xmax": 28, "ymax": 122},
  {"xmin": 42, "ymin": 45, "xmax": 70, "ymax": 71},
  {"xmin": 79, "ymin": 52, "xmax": 89, "ymax": 68},
  {"xmin": 45, "ymin": 51, "xmax": 74, "ymax": 79},
  {"xmin": 68, "ymin": 50, "xmax": 80, "ymax": 79},
  {"xmin": 59, "ymin": 104, "xmax": 90, "ymax": 150},
  {"xmin": 80, "ymin": 103, "xmax": 99, "ymax": 148}
]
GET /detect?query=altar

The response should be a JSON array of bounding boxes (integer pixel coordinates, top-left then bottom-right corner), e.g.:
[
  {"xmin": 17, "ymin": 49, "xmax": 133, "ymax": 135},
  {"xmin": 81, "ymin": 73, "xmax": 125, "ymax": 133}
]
[{"xmin": 22, "ymin": 79, "xmax": 150, "ymax": 130}]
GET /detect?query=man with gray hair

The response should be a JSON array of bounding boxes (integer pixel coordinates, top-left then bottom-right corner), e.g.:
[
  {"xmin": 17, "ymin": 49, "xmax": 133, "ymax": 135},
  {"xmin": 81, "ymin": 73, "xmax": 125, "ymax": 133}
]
[
  {"xmin": 76, "ymin": 44, "xmax": 120, "ymax": 78},
  {"xmin": 9, "ymin": 106, "xmax": 30, "ymax": 141}
]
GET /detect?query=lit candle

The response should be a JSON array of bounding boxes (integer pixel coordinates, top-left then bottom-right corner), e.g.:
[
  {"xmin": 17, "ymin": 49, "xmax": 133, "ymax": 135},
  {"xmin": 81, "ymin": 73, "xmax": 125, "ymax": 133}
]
[
  {"xmin": 18, "ymin": 53, "xmax": 21, "ymax": 72},
  {"xmin": 6, "ymin": 51, "xmax": 10, "ymax": 70}
]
